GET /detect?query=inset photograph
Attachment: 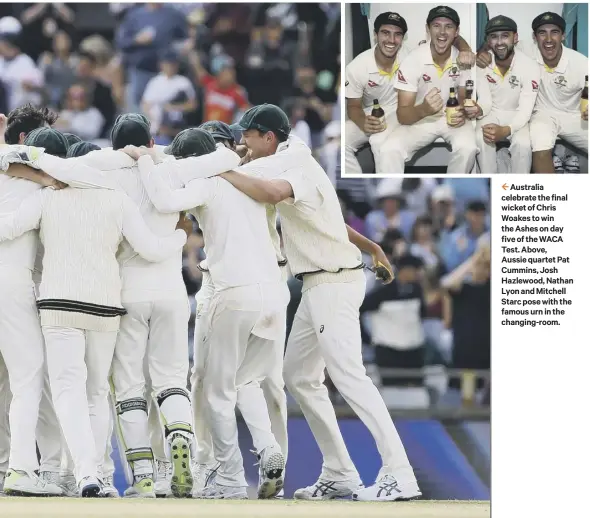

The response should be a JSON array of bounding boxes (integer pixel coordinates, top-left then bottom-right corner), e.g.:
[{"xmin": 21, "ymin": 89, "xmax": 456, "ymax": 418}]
[
  {"xmin": 475, "ymin": 4, "xmax": 588, "ymax": 173},
  {"xmin": 344, "ymin": 3, "xmax": 477, "ymax": 175}
]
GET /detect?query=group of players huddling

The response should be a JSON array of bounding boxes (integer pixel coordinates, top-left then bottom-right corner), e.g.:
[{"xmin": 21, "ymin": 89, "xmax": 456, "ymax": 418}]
[
  {"xmin": 345, "ymin": 7, "xmax": 588, "ymax": 174},
  {"xmin": 0, "ymin": 102, "xmax": 420, "ymax": 502}
]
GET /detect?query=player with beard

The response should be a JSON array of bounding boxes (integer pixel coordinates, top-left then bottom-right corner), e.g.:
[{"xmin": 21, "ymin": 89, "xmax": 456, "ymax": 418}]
[
  {"xmin": 383, "ymin": 6, "xmax": 477, "ymax": 174},
  {"xmin": 345, "ymin": 11, "xmax": 474, "ymax": 175},
  {"xmin": 477, "ymin": 12, "xmax": 588, "ymax": 173},
  {"xmin": 466, "ymin": 16, "xmax": 539, "ymax": 174}
]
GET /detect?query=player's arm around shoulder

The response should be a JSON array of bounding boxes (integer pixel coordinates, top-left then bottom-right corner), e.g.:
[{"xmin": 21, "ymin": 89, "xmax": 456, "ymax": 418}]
[{"xmin": 219, "ymin": 170, "xmax": 294, "ymax": 205}]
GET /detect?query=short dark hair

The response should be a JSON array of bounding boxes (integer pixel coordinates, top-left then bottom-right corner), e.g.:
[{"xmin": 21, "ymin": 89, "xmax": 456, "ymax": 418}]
[{"xmin": 4, "ymin": 104, "xmax": 58, "ymax": 144}]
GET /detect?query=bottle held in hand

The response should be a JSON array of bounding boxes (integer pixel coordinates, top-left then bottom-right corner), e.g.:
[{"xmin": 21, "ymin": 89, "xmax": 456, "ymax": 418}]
[
  {"xmin": 464, "ymin": 80, "xmax": 475, "ymax": 107},
  {"xmin": 371, "ymin": 99, "xmax": 386, "ymax": 129},
  {"xmin": 581, "ymin": 75, "xmax": 588, "ymax": 115},
  {"xmin": 446, "ymin": 87, "xmax": 459, "ymax": 125}
]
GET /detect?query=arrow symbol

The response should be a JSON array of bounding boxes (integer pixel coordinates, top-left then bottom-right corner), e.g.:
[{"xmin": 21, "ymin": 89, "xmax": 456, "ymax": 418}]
[{"xmin": 502, "ymin": 183, "xmax": 509, "ymax": 190}]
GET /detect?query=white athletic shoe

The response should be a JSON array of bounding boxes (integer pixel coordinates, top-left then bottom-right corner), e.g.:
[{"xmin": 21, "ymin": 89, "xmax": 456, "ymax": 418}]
[
  {"xmin": 39, "ymin": 471, "xmax": 77, "ymax": 497},
  {"xmin": 294, "ymin": 478, "xmax": 363, "ymax": 500},
  {"xmin": 195, "ymin": 479, "xmax": 248, "ymax": 500},
  {"xmin": 352, "ymin": 474, "xmax": 421, "ymax": 502},
  {"xmin": 155, "ymin": 459, "xmax": 172, "ymax": 498},
  {"xmin": 124, "ymin": 476, "xmax": 156, "ymax": 498},
  {"xmin": 192, "ymin": 462, "xmax": 220, "ymax": 496},
  {"xmin": 78, "ymin": 476, "xmax": 102, "ymax": 498},
  {"xmin": 101, "ymin": 474, "xmax": 120, "ymax": 498},
  {"xmin": 257, "ymin": 444, "xmax": 285, "ymax": 499},
  {"xmin": 3, "ymin": 469, "xmax": 64, "ymax": 496},
  {"xmin": 169, "ymin": 433, "xmax": 193, "ymax": 498}
]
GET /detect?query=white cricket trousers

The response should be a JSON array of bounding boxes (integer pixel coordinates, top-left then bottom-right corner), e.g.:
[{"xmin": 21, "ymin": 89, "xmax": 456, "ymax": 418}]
[
  {"xmin": 476, "ymin": 110, "xmax": 532, "ymax": 174},
  {"xmin": 0, "ymin": 273, "xmax": 45, "ymax": 473},
  {"xmin": 283, "ymin": 274, "xmax": 416, "ymax": 484},
  {"xmin": 344, "ymin": 113, "xmax": 399, "ymax": 175},
  {"xmin": 111, "ymin": 296, "xmax": 191, "ymax": 481},
  {"xmin": 529, "ymin": 110, "xmax": 589, "ymax": 153},
  {"xmin": 0, "ymin": 355, "xmax": 12, "ymax": 476},
  {"xmin": 42, "ymin": 325, "xmax": 117, "ymax": 483},
  {"xmin": 382, "ymin": 117, "xmax": 477, "ymax": 174},
  {"xmin": 201, "ymin": 284, "xmax": 284, "ymax": 487}
]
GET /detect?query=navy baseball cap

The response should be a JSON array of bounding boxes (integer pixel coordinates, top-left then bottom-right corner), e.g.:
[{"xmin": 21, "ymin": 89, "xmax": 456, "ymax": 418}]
[
  {"xmin": 427, "ymin": 5, "xmax": 460, "ymax": 26},
  {"xmin": 374, "ymin": 12, "xmax": 408, "ymax": 34},
  {"xmin": 485, "ymin": 15, "xmax": 518, "ymax": 35},
  {"xmin": 164, "ymin": 128, "xmax": 217, "ymax": 158},
  {"xmin": 199, "ymin": 120, "xmax": 235, "ymax": 143},
  {"xmin": 532, "ymin": 12, "xmax": 566, "ymax": 33},
  {"xmin": 66, "ymin": 141, "xmax": 101, "ymax": 158},
  {"xmin": 231, "ymin": 104, "xmax": 291, "ymax": 139},
  {"xmin": 24, "ymin": 127, "xmax": 69, "ymax": 158}
]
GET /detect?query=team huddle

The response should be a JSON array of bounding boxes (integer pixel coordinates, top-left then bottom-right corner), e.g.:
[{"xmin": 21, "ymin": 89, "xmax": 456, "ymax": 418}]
[
  {"xmin": 0, "ymin": 102, "xmax": 419, "ymax": 502},
  {"xmin": 345, "ymin": 7, "xmax": 588, "ymax": 174}
]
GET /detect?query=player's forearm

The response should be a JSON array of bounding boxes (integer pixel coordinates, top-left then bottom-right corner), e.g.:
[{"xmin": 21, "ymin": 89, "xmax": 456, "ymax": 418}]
[
  {"xmin": 397, "ymin": 103, "xmax": 428, "ymax": 125},
  {"xmin": 346, "ymin": 103, "xmax": 366, "ymax": 132},
  {"xmin": 219, "ymin": 171, "xmax": 284, "ymax": 204},
  {"xmin": 509, "ymin": 93, "xmax": 537, "ymax": 135},
  {"xmin": 137, "ymin": 156, "xmax": 185, "ymax": 212},
  {"xmin": 346, "ymin": 224, "xmax": 380, "ymax": 255},
  {"xmin": 176, "ymin": 146, "xmax": 240, "ymax": 183},
  {"xmin": 454, "ymin": 35, "xmax": 471, "ymax": 53},
  {"xmin": 3, "ymin": 164, "xmax": 54, "ymax": 186}
]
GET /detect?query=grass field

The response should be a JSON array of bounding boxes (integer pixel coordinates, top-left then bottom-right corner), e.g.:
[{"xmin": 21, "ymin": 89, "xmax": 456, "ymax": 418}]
[{"xmin": 0, "ymin": 498, "xmax": 490, "ymax": 518}]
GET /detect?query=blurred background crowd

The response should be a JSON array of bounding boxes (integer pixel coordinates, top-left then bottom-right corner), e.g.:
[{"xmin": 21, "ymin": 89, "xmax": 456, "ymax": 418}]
[{"xmin": 0, "ymin": 3, "xmax": 490, "ymax": 411}]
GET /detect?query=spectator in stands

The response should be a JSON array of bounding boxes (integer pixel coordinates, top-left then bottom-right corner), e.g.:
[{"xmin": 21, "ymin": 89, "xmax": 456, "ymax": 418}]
[
  {"xmin": 204, "ymin": 3, "xmax": 254, "ymax": 64},
  {"xmin": 401, "ymin": 178, "xmax": 437, "ymax": 216},
  {"xmin": 319, "ymin": 120, "xmax": 340, "ymax": 184},
  {"xmin": 116, "ymin": 2, "xmax": 188, "ymax": 112},
  {"xmin": 74, "ymin": 51, "xmax": 116, "ymax": 137},
  {"xmin": 54, "ymin": 84, "xmax": 104, "ymax": 141},
  {"xmin": 283, "ymin": 97, "xmax": 311, "ymax": 148},
  {"xmin": 361, "ymin": 254, "xmax": 426, "ymax": 386},
  {"xmin": 442, "ymin": 178, "xmax": 490, "ymax": 214},
  {"xmin": 188, "ymin": 51, "xmax": 248, "ymax": 124},
  {"xmin": 141, "ymin": 50, "xmax": 197, "ymax": 136},
  {"xmin": 38, "ymin": 30, "xmax": 77, "ymax": 107},
  {"xmin": 0, "ymin": 31, "xmax": 44, "ymax": 111},
  {"xmin": 429, "ymin": 183, "xmax": 459, "ymax": 238},
  {"xmin": 337, "ymin": 190, "xmax": 365, "ymax": 236},
  {"xmin": 410, "ymin": 216, "xmax": 441, "ymax": 273},
  {"xmin": 439, "ymin": 201, "xmax": 488, "ymax": 272},
  {"xmin": 365, "ymin": 179, "xmax": 416, "ymax": 243}
]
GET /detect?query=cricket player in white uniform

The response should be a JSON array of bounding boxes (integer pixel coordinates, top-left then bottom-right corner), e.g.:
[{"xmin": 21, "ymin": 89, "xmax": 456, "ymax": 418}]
[
  {"xmin": 384, "ymin": 5, "xmax": 477, "ymax": 174},
  {"xmin": 125, "ymin": 128, "xmax": 287, "ymax": 500},
  {"xmin": 0, "ymin": 130, "xmax": 189, "ymax": 497},
  {"xmin": 345, "ymin": 11, "xmax": 475, "ymax": 175},
  {"xmin": 467, "ymin": 16, "xmax": 540, "ymax": 174},
  {"xmin": 214, "ymin": 104, "xmax": 419, "ymax": 502}
]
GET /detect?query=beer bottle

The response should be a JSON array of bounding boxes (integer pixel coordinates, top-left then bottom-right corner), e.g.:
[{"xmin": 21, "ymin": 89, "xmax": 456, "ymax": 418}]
[
  {"xmin": 464, "ymin": 80, "xmax": 475, "ymax": 107},
  {"xmin": 581, "ymin": 75, "xmax": 588, "ymax": 115},
  {"xmin": 446, "ymin": 87, "xmax": 459, "ymax": 125},
  {"xmin": 371, "ymin": 99, "xmax": 386, "ymax": 128}
]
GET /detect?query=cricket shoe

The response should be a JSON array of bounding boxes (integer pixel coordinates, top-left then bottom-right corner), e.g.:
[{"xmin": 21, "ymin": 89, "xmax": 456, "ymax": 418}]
[
  {"xmin": 553, "ymin": 154, "xmax": 565, "ymax": 173},
  {"xmin": 3, "ymin": 469, "xmax": 64, "ymax": 496},
  {"xmin": 256, "ymin": 444, "xmax": 285, "ymax": 499},
  {"xmin": 169, "ymin": 433, "xmax": 193, "ymax": 498},
  {"xmin": 78, "ymin": 476, "xmax": 102, "ymax": 498},
  {"xmin": 192, "ymin": 461, "xmax": 220, "ymax": 496},
  {"xmin": 124, "ymin": 475, "xmax": 156, "ymax": 498},
  {"xmin": 352, "ymin": 474, "xmax": 421, "ymax": 502},
  {"xmin": 194, "ymin": 480, "xmax": 248, "ymax": 500},
  {"xmin": 155, "ymin": 460, "xmax": 172, "ymax": 498},
  {"xmin": 293, "ymin": 478, "xmax": 363, "ymax": 500},
  {"xmin": 39, "ymin": 471, "xmax": 77, "ymax": 497},
  {"xmin": 564, "ymin": 155, "xmax": 580, "ymax": 174},
  {"xmin": 101, "ymin": 474, "xmax": 120, "ymax": 498}
]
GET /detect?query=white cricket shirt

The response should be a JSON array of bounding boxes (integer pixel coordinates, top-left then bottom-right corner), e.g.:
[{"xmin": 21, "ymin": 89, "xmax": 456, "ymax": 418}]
[
  {"xmin": 476, "ymin": 50, "xmax": 540, "ymax": 135},
  {"xmin": 345, "ymin": 45, "xmax": 410, "ymax": 113}
]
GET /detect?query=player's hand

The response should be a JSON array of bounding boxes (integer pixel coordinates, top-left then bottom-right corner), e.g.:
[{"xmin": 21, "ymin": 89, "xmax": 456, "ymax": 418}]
[
  {"xmin": 240, "ymin": 149, "xmax": 254, "ymax": 165},
  {"xmin": 121, "ymin": 145, "xmax": 142, "ymax": 160},
  {"xmin": 363, "ymin": 115, "xmax": 385, "ymax": 134},
  {"xmin": 448, "ymin": 108, "xmax": 466, "ymax": 128},
  {"xmin": 482, "ymin": 123, "xmax": 509, "ymax": 144},
  {"xmin": 235, "ymin": 144, "xmax": 249, "ymax": 158},
  {"xmin": 583, "ymin": 108, "xmax": 588, "ymax": 121},
  {"xmin": 463, "ymin": 103, "xmax": 482, "ymax": 120},
  {"xmin": 423, "ymin": 88, "xmax": 444, "ymax": 116},
  {"xmin": 457, "ymin": 50, "xmax": 475, "ymax": 70},
  {"xmin": 476, "ymin": 50, "xmax": 492, "ymax": 69},
  {"xmin": 176, "ymin": 213, "xmax": 193, "ymax": 237},
  {"xmin": 371, "ymin": 246, "xmax": 394, "ymax": 284}
]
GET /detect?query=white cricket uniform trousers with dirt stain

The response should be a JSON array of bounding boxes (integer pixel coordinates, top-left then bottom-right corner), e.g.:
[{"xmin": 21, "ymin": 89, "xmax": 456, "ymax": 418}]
[
  {"xmin": 476, "ymin": 110, "xmax": 532, "ymax": 174},
  {"xmin": 200, "ymin": 282, "xmax": 285, "ymax": 487},
  {"xmin": 344, "ymin": 113, "xmax": 399, "ymax": 175},
  {"xmin": 529, "ymin": 110, "xmax": 589, "ymax": 153},
  {"xmin": 191, "ymin": 270, "xmax": 289, "ymax": 466},
  {"xmin": 283, "ymin": 270, "xmax": 416, "ymax": 485},
  {"xmin": 382, "ymin": 116, "xmax": 477, "ymax": 174},
  {"xmin": 42, "ymin": 326, "xmax": 118, "ymax": 483}
]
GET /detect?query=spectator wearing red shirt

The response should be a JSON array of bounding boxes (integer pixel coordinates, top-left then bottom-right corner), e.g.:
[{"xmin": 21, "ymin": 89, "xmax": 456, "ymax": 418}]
[{"xmin": 188, "ymin": 50, "xmax": 248, "ymax": 124}]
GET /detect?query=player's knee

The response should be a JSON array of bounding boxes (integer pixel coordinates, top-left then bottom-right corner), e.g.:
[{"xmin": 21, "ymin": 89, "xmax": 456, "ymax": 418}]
[{"xmin": 155, "ymin": 387, "xmax": 190, "ymax": 407}]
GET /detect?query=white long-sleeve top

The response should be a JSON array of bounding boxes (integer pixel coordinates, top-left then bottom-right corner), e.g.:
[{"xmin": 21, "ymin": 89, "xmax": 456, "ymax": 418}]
[
  {"xmin": 0, "ymin": 188, "xmax": 187, "ymax": 331},
  {"xmin": 39, "ymin": 145, "xmax": 239, "ymax": 302},
  {"xmin": 234, "ymin": 135, "xmax": 364, "ymax": 291},
  {"xmin": 137, "ymin": 154, "xmax": 281, "ymax": 292}
]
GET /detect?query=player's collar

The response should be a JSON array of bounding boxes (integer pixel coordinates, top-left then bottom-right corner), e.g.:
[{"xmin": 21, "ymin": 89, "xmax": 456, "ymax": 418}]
[
  {"xmin": 425, "ymin": 44, "xmax": 458, "ymax": 66},
  {"xmin": 490, "ymin": 50, "xmax": 517, "ymax": 77},
  {"xmin": 536, "ymin": 45, "xmax": 568, "ymax": 73},
  {"xmin": 369, "ymin": 45, "xmax": 399, "ymax": 77}
]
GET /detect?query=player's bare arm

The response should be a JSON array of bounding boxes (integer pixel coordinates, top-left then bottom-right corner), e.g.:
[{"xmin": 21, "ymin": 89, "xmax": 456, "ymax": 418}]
[
  {"xmin": 219, "ymin": 171, "xmax": 293, "ymax": 205},
  {"xmin": 2, "ymin": 163, "xmax": 66, "ymax": 189},
  {"xmin": 454, "ymin": 36, "xmax": 476, "ymax": 69},
  {"xmin": 345, "ymin": 224, "xmax": 394, "ymax": 284},
  {"xmin": 397, "ymin": 88, "xmax": 443, "ymax": 125},
  {"xmin": 346, "ymin": 98, "xmax": 384, "ymax": 134}
]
